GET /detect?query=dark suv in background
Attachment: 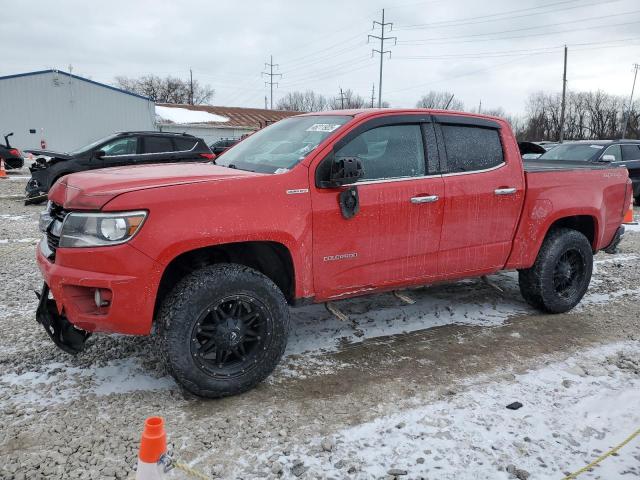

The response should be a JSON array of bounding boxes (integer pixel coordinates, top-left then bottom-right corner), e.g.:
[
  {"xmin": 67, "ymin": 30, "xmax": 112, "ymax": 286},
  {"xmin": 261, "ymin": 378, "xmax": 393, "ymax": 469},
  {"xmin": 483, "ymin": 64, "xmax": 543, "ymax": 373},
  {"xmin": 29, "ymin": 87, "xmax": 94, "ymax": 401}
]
[
  {"xmin": 25, "ymin": 131, "xmax": 213, "ymax": 203},
  {"xmin": 533, "ymin": 139, "xmax": 640, "ymax": 203}
]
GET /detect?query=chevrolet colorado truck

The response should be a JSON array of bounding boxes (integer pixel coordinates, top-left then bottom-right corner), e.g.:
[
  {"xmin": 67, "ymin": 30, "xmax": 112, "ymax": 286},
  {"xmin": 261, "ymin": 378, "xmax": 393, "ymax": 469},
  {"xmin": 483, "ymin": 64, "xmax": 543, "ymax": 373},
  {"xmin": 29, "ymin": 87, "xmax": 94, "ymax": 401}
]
[{"xmin": 35, "ymin": 109, "xmax": 631, "ymax": 398}]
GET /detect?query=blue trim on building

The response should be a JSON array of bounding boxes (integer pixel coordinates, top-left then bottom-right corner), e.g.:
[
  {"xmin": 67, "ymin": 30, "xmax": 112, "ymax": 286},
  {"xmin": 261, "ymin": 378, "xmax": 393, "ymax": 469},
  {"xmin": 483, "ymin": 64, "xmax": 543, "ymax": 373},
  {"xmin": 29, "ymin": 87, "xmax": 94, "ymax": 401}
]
[{"xmin": 0, "ymin": 69, "xmax": 151, "ymax": 101}]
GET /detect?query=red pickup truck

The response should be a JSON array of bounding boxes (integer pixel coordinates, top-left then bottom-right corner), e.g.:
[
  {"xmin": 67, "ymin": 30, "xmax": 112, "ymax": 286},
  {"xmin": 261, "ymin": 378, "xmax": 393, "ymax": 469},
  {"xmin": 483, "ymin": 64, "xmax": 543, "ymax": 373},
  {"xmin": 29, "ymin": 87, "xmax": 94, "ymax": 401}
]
[{"xmin": 36, "ymin": 109, "xmax": 631, "ymax": 397}]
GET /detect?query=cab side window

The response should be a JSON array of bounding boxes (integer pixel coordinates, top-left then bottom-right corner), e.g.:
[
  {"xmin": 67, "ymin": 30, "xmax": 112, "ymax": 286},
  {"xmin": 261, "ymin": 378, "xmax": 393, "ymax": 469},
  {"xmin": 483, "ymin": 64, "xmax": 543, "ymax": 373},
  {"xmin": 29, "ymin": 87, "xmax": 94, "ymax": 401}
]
[
  {"xmin": 440, "ymin": 125, "xmax": 503, "ymax": 173},
  {"xmin": 144, "ymin": 136, "xmax": 174, "ymax": 154},
  {"xmin": 603, "ymin": 144, "xmax": 622, "ymax": 162},
  {"xmin": 101, "ymin": 137, "xmax": 137, "ymax": 156},
  {"xmin": 621, "ymin": 145, "xmax": 640, "ymax": 161},
  {"xmin": 334, "ymin": 124, "xmax": 425, "ymax": 181}
]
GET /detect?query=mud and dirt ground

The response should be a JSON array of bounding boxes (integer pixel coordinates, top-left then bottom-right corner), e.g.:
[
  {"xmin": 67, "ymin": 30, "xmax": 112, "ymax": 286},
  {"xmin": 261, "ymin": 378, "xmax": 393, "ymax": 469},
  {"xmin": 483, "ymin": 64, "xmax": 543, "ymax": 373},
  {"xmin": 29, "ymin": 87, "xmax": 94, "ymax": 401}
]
[{"xmin": 0, "ymin": 167, "xmax": 639, "ymax": 479}]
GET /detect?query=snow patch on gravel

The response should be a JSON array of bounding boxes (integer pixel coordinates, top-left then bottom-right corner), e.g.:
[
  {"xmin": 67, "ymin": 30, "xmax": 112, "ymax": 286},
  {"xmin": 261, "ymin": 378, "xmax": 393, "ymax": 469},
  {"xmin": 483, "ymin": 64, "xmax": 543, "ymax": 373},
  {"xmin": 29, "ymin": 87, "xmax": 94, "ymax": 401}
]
[
  {"xmin": 263, "ymin": 342, "xmax": 640, "ymax": 479},
  {"xmin": 0, "ymin": 358, "xmax": 175, "ymax": 407}
]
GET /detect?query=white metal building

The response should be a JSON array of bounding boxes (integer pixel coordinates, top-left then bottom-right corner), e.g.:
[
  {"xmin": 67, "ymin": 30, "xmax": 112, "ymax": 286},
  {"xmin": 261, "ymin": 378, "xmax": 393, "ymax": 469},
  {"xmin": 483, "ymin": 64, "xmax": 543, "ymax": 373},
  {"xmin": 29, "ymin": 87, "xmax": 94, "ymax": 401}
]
[{"xmin": 0, "ymin": 70, "xmax": 155, "ymax": 151}]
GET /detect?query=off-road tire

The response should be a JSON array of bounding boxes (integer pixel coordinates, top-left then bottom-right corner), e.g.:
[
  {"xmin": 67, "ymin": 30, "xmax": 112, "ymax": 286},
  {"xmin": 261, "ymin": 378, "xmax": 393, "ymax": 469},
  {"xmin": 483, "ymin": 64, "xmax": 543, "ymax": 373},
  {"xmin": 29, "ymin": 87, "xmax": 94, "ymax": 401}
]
[
  {"xmin": 518, "ymin": 228, "xmax": 593, "ymax": 313},
  {"xmin": 158, "ymin": 263, "xmax": 290, "ymax": 398}
]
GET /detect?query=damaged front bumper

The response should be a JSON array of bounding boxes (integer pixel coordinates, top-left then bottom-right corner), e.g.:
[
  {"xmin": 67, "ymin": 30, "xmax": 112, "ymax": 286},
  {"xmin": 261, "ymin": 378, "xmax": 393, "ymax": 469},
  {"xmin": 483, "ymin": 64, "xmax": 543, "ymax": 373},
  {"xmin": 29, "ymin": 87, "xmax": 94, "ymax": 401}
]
[{"xmin": 36, "ymin": 283, "xmax": 91, "ymax": 355}]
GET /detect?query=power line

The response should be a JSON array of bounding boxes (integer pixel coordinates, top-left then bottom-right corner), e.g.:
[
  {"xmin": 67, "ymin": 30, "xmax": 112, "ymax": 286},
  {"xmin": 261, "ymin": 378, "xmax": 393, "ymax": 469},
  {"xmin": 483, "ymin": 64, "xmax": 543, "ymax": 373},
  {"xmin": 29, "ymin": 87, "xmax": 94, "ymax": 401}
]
[
  {"xmin": 396, "ymin": 0, "xmax": 607, "ymax": 29},
  {"xmin": 368, "ymin": 9, "xmax": 396, "ymax": 108},
  {"xmin": 398, "ymin": 10, "xmax": 640, "ymax": 44},
  {"xmin": 396, "ymin": 18, "xmax": 640, "ymax": 46},
  {"xmin": 262, "ymin": 55, "xmax": 282, "ymax": 109}
]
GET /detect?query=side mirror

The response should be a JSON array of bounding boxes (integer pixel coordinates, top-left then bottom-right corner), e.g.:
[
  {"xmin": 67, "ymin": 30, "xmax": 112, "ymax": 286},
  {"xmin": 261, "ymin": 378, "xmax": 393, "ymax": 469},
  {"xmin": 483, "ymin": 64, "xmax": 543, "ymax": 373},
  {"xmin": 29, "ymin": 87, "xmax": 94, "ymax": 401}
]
[
  {"xmin": 319, "ymin": 156, "xmax": 365, "ymax": 188},
  {"xmin": 600, "ymin": 154, "xmax": 616, "ymax": 162},
  {"xmin": 94, "ymin": 150, "xmax": 106, "ymax": 159}
]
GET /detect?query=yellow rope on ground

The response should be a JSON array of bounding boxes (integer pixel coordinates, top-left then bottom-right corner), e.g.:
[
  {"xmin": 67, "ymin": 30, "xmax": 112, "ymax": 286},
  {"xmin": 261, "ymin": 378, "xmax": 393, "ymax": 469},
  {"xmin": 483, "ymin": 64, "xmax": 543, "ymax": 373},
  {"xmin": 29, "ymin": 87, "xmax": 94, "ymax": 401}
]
[
  {"xmin": 174, "ymin": 460, "xmax": 211, "ymax": 480},
  {"xmin": 562, "ymin": 427, "xmax": 640, "ymax": 479}
]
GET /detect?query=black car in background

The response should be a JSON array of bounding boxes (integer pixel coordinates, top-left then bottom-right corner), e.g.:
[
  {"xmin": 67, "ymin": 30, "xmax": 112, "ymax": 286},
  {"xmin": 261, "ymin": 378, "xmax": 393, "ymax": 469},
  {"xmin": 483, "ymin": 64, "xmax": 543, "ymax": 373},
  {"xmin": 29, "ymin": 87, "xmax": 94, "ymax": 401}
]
[
  {"xmin": 532, "ymin": 139, "xmax": 640, "ymax": 203},
  {"xmin": 0, "ymin": 132, "xmax": 25, "ymax": 169},
  {"xmin": 209, "ymin": 138, "xmax": 240, "ymax": 155},
  {"xmin": 25, "ymin": 131, "xmax": 213, "ymax": 203}
]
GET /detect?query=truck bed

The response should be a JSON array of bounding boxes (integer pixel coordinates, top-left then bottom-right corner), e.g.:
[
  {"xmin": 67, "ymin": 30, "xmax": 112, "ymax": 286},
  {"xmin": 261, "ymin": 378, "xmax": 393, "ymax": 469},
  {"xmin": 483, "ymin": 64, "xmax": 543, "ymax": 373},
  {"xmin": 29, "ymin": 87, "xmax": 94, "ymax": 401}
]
[{"xmin": 523, "ymin": 159, "xmax": 614, "ymax": 172}]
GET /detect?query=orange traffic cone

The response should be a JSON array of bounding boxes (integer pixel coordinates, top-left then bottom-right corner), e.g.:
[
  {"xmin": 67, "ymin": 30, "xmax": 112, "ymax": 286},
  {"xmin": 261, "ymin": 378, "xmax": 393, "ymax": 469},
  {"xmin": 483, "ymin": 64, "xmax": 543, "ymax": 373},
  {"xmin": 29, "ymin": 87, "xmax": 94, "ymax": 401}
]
[
  {"xmin": 0, "ymin": 158, "xmax": 7, "ymax": 178},
  {"xmin": 623, "ymin": 198, "xmax": 637, "ymax": 225},
  {"xmin": 135, "ymin": 417, "xmax": 168, "ymax": 479}
]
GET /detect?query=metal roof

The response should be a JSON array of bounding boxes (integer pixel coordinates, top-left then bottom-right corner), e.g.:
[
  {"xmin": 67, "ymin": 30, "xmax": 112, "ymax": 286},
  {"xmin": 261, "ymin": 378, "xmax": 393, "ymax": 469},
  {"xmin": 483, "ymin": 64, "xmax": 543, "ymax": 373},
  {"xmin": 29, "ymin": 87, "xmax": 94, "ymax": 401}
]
[
  {"xmin": 156, "ymin": 103, "xmax": 298, "ymax": 129},
  {"xmin": 0, "ymin": 69, "xmax": 151, "ymax": 101}
]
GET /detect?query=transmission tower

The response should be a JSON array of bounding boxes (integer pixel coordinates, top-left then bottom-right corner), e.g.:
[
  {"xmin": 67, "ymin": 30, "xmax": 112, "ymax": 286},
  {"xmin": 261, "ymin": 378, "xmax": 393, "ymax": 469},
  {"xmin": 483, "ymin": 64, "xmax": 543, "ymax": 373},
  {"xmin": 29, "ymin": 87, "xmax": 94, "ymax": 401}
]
[
  {"xmin": 368, "ymin": 9, "xmax": 396, "ymax": 108},
  {"xmin": 262, "ymin": 55, "xmax": 282, "ymax": 109}
]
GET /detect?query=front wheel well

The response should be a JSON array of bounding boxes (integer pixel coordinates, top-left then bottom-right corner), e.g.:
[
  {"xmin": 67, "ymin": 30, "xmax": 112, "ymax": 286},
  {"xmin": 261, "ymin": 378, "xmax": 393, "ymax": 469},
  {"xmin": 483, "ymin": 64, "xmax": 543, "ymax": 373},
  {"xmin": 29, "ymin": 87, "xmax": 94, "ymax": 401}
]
[
  {"xmin": 546, "ymin": 215, "xmax": 596, "ymax": 250},
  {"xmin": 154, "ymin": 241, "xmax": 295, "ymax": 318}
]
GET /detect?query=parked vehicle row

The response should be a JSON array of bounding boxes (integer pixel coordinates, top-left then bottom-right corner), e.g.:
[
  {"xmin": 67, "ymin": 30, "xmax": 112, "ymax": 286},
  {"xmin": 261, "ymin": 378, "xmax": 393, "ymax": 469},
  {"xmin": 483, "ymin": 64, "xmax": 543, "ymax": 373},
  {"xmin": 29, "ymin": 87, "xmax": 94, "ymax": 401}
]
[
  {"xmin": 0, "ymin": 132, "xmax": 25, "ymax": 169},
  {"xmin": 35, "ymin": 108, "xmax": 631, "ymax": 398},
  {"xmin": 24, "ymin": 131, "xmax": 214, "ymax": 203}
]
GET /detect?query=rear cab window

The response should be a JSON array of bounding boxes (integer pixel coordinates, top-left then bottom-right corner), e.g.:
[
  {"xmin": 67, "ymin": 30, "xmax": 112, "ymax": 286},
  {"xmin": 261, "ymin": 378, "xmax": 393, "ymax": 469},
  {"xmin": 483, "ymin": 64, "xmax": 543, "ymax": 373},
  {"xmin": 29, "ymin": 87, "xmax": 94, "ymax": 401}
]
[{"xmin": 440, "ymin": 124, "xmax": 503, "ymax": 173}]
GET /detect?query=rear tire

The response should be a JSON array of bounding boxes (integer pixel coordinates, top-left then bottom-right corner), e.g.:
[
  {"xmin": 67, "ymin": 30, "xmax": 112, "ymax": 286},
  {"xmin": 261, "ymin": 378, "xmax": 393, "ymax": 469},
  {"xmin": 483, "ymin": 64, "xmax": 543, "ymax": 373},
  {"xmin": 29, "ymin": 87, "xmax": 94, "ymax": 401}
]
[
  {"xmin": 158, "ymin": 263, "xmax": 290, "ymax": 398},
  {"xmin": 518, "ymin": 228, "xmax": 593, "ymax": 313}
]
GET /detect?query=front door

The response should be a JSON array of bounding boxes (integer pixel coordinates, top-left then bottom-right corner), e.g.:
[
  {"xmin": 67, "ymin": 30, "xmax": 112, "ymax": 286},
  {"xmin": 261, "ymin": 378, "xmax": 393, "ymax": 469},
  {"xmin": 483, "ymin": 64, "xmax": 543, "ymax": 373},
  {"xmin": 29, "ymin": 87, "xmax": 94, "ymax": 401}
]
[
  {"xmin": 311, "ymin": 120, "xmax": 444, "ymax": 300},
  {"xmin": 435, "ymin": 119, "xmax": 525, "ymax": 276},
  {"xmin": 97, "ymin": 135, "xmax": 139, "ymax": 169}
]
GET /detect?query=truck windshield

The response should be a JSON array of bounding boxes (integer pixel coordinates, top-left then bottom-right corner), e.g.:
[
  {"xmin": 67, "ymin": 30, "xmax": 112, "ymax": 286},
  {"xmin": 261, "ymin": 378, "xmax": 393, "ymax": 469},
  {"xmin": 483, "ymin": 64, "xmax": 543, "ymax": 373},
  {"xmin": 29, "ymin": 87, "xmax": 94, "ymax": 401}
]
[
  {"xmin": 539, "ymin": 144, "xmax": 603, "ymax": 161},
  {"xmin": 216, "ymin": 115, "xmax": 351, "ymax": 173}
]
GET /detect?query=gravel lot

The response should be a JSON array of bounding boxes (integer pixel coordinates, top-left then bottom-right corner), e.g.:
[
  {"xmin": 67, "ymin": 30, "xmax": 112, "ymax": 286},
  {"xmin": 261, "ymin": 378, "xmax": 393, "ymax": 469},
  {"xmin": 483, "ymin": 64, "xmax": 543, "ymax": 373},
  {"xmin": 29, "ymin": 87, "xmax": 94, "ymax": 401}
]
[{"xmin": 1, "ymin": 168, "xmax": 639, "ymax": 479}]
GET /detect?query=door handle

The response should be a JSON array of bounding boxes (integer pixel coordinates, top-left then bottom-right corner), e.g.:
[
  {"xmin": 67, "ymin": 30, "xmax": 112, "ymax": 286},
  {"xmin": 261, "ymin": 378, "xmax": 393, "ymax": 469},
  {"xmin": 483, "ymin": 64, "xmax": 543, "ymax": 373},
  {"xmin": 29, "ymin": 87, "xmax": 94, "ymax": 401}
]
[
  {"xmin": 411, "ymin": 195, "xmax": 439, "ymax": 204},
  {"xmin": 494, "ymin": 188, "xmax": 517, "ymax": 196}
]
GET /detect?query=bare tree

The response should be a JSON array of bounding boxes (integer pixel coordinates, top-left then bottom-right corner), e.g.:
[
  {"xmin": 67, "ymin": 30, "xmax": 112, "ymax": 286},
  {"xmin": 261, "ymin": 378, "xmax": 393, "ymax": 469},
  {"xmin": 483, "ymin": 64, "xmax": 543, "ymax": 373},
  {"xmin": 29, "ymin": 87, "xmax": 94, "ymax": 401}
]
[
  {"xmin": 276, "ymin": 90, "xmax": 329, "ymax": 112},
  {"xmin": 114, "ymin": 75, "xmax": 214, "ymax": 105},
  {"xmin": 416, "ymin": 91, "xmax": 464, "ymax": 110}
]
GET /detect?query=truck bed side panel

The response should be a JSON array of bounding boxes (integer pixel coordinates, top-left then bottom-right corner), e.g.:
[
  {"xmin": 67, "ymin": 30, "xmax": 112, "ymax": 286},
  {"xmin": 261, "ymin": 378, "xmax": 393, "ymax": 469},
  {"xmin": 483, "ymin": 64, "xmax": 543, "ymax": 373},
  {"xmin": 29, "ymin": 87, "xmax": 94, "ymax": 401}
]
[{"xmin": 505, "ymin": 168, "xmax": 628, "ymax": 269}]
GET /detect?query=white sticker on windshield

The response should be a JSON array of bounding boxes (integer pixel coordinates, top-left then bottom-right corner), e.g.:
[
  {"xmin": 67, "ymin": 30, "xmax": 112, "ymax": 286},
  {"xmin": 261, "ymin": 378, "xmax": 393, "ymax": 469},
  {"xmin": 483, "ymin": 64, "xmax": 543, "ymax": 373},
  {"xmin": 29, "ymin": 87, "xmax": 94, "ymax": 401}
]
[
  {"xmin": 306, "ymin": 123, "xmax": 342, "ymax": 132},
  {"xmin": 274, "ymin": 168, "xmax": 289, "ymax": 174},
  {"xmin": 590, "ymin": 145, "xmax": 604, "ymax": 149}
]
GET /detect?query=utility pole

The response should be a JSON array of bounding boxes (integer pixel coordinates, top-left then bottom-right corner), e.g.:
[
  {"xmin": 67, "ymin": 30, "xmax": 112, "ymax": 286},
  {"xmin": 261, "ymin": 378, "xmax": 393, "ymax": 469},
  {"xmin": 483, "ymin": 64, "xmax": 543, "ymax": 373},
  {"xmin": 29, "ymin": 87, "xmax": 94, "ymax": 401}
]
[
  {"xmin": 264, "ymin": 96, "xmax": 268, "ymax": 110},
  {"xmin": 368, "ymin": 9, "xmax": 396, "ymax": 108},
  {"xmin": 370, "ymin": 83, "xmax": 375, "ymax": 108},
  {"xmin": 339, "ymin": 88, "xmax": 346, "ymax": 109},
  {"xmin": 622, "ymin": 63, "xmax": 640, "ymax": 139},
  {"xmin": 559, "ymin": 45, "xmax": 568, "ymax": 143},
  {"xmin": 262, "ymin": 55, "xmax": 282, "ymax": 109},
  {"xmin": 189, "ymin": 68, "xmax": 194, "ymax": 105},
  {"xmin": 478, "ymin": 99, "xmax": 482, "ymax": 114}
]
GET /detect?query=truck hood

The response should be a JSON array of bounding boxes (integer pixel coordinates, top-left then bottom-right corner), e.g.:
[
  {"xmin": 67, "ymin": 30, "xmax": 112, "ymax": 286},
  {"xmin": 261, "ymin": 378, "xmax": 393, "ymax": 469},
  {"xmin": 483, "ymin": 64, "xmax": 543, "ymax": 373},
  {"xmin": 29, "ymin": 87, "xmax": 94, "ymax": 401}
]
[{"xmin": 49, "ymin": 162, "xmax": 261, "ymax": 209}]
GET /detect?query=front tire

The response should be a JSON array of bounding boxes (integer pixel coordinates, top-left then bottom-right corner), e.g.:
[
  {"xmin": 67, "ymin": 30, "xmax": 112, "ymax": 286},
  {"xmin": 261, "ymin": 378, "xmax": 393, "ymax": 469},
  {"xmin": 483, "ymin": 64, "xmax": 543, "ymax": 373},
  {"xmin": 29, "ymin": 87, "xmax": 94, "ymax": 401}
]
[
  {"xmin": 518, "ymin": 228, "xmax": 593, "ymax": 313},
  {"xmin": 158, "ymin": 263, "xmax": 290, "ymax": 398}
]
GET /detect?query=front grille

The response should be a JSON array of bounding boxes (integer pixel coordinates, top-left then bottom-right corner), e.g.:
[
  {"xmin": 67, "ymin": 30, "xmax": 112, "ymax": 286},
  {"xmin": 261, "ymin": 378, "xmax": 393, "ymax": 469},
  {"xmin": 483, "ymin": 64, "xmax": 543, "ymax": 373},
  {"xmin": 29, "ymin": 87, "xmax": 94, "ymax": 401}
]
[{"xmin": 46, "ymin": 203, "xmax": 68, "ymax": 257}]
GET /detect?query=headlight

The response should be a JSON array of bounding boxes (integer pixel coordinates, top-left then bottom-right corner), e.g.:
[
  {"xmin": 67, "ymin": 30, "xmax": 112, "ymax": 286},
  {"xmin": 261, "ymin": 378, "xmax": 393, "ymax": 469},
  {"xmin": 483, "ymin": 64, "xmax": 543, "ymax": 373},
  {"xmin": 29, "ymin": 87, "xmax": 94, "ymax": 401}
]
[{"xmin": 58, "ymin": 211, "xmax": 147, "ymax": 248}]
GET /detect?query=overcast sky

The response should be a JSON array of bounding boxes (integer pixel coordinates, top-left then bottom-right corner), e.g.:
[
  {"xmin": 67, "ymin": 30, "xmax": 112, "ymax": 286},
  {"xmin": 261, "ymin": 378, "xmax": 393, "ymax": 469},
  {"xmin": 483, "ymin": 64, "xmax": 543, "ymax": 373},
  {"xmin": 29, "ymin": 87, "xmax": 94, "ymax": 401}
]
[{"xmin": 2, "ymin": 0, "xmax": 639, "ymax": 115}]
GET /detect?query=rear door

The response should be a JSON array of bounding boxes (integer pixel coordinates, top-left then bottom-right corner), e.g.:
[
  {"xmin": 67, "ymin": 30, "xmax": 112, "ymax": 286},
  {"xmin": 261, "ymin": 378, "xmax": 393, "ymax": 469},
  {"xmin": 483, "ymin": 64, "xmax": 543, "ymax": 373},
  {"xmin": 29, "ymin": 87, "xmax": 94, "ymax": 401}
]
[
  {"xmin": 311, "ymin": 116, "xmax": 445, "ymax": 299},
  {"xmin": 434, "ymin": 116, "xmax": 525, "ymax": 276},
  {"xmin": 139, "ymin": 136, "xmax": 176, "ymax": 164}
]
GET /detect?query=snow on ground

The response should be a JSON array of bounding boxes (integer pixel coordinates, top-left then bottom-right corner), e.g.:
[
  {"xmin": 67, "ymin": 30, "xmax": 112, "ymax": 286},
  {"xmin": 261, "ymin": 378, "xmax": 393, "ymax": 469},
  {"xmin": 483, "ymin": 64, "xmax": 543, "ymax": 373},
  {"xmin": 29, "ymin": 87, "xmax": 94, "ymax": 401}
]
[
  {"xmin": 155, "ymin": 105, "xmax": 229, "ymax": 124},
  {"xmin": 258, "ymin": 342, "xmax": 640, "ymax": 479}
]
